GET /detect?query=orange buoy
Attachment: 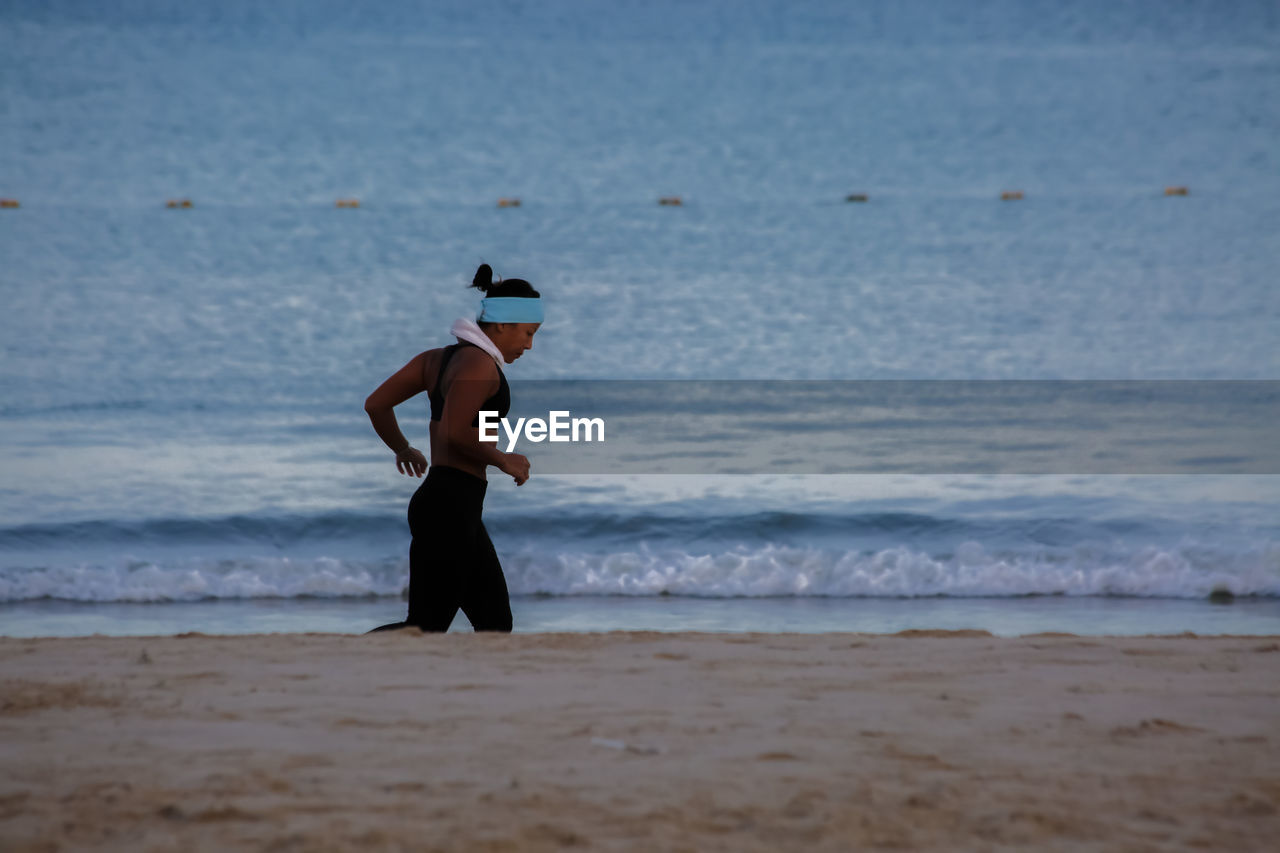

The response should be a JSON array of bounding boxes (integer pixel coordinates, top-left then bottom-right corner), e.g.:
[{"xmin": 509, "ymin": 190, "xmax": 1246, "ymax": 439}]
[
  {"xmin": 497, "ymin": 198, "xmax": 521, "ymax": 208},
  {"xmin": 1164, "ymin": 186, "xmax": 1189, "ymax": 196},
  {"xmin": 658, "ymin": 196, "xmax": 682, "ymax": 206},
  {"xmin": 1000, "ymin": 191, "xmax": 1024, "ymax": 201},
  {"xmin": 166, "ymin": 199, "xmax": 193, "ymax": 208},
  {"xmin": 335, "ymin": 198, "xmax": 360, "ymax": 208},
  {"xmin": 0, "ymin": 198, "xmax": 19, "ymax": 208},
  {"xmin": 845, "ymin": 193, "xmax": 869, "ymax": 203}
]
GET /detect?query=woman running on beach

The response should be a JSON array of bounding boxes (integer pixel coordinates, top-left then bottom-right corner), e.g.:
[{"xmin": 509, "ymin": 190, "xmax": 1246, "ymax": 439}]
[{"xmin": 365, "ymin": 264, "xmax": 542, "ymax": 632}]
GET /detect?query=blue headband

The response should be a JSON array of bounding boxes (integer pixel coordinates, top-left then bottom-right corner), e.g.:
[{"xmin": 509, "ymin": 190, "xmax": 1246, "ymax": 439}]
[{"xmin": 478, "ymin": 296, "xmax": 543, "ymax": 324}]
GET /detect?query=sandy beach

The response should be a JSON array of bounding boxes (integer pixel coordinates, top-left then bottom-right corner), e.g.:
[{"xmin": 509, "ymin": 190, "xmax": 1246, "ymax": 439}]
[{"xmin": 2, "ymin": 630, "xmax": 1278, "ymax": 851}]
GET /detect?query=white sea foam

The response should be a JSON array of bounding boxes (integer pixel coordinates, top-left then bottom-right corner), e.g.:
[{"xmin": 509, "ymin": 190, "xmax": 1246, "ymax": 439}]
[
  {"xmin": 3, "ymin": 541, "xmax": 1276, "ymax": 603},
  {"xmin": 506, "ymin": 542, "xmax": 1280, "ymax": 599},
  {"xmin": 0, "ymin": 556, "xmax": 406, "ymax": 603}
]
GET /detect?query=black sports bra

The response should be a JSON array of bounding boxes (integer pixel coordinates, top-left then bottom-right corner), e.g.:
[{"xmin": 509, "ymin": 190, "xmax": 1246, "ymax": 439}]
[{"xmin": 428, "ymin": 343, "xmax": 510, "ymax": 424}]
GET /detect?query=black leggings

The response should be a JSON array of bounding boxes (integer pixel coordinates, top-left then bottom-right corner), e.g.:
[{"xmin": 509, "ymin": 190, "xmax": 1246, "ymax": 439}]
[{"xmin": 370, "ymin": 466, "xmax": 513, "ymax": 633}]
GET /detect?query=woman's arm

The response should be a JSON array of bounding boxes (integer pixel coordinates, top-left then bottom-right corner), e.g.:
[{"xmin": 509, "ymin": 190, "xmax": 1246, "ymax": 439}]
[{"xmin": 365, "ymin": 352, "xmax": 429, "ymax": 476}]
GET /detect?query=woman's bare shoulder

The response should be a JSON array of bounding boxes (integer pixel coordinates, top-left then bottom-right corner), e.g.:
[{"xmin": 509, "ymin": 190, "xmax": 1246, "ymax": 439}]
[
  {"xmin": 418, "ymin": 344, "xmax": 459, "ymax": 370},
  {"xmin": 435, "ymin": 343, "xmax": 494, "ymax": 389},
  {"xmin": 437, "ymin": 346, "xmax": 498, "ymax": 393},
  {"xmin": 415, "ymin": 346, "xmax": 452, "ymax": 391},
  {"xmin": 452, "ymin": 345, "xmax": 499, "ymax": 376}
]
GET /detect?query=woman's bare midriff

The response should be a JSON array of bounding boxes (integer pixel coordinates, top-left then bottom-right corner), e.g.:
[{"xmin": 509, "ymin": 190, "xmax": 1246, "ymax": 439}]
[{"xmin": 429, "ymin": 422, "xmax": 487, "ymax": 480}]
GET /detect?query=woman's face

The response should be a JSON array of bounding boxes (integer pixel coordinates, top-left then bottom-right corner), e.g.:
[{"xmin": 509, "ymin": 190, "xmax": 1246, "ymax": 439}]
[{"xmin": 488, "ymin": 322, "xmax": 541, "ymax": 363}]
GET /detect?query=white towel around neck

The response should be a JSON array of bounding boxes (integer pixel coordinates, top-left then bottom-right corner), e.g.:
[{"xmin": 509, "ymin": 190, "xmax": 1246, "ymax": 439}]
[{"xmin": 449, "ymin": 317, "xmax": 506, "ymax": 367}]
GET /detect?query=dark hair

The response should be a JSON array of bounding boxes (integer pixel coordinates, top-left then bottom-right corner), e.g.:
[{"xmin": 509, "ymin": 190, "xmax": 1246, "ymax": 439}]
[{"xmin": 470, "ymin": 263, "xmax": 539, "ymax": 299}]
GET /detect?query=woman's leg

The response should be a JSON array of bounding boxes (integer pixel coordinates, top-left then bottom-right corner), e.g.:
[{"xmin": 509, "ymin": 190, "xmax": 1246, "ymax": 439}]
[
  {"xmin": 460, "ymin": 521, "xmax": 513, "ymax": 632},
  {"xmin": 402, "ymin": 473, "xmax": 466, "ymax": 632},
  {"xmin": 405, "ymin": 528, "xmax": 463, "ymax": 631}
]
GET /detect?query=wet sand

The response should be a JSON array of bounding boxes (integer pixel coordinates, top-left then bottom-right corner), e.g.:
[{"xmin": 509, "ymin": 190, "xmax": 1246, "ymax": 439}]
[{"xmin": 2, "ymin": 630, "xmax": 1278, "ymax": 851}]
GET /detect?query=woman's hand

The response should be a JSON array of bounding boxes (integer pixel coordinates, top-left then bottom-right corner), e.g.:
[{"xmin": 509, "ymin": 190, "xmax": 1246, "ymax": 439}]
[
  {"xmin": 395, "ymin": 446, "xmax": 428, "ymax": 477},
  {"xmin": 498, "ymin": 453, "xmax": 531, "ymax": 486}
]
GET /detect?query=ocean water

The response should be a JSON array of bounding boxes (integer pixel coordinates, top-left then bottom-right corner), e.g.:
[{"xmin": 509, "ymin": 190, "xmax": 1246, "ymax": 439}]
[{"xmin": 2, "ymin": 0, "xmax": 1278, "ymax": 637}]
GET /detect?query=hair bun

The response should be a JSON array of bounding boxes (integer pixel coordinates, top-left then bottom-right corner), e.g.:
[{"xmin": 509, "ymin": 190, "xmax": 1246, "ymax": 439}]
[{"xmin": 472, "ymin": 263, "xmax": 494, "ymax": 292}]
